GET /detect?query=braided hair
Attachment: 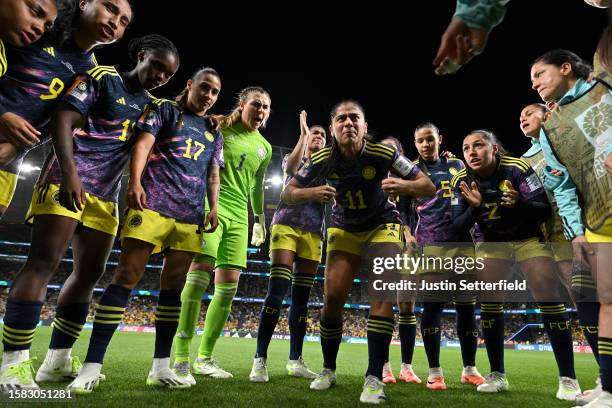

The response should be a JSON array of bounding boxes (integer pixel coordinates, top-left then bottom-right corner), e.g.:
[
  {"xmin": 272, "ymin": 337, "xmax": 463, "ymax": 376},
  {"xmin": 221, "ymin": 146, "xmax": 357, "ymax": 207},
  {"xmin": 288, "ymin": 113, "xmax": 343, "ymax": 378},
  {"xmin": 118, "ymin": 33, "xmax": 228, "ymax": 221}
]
[{"xmin": 127, "ymin": 34, "xmax": 178, "ymax": 63}]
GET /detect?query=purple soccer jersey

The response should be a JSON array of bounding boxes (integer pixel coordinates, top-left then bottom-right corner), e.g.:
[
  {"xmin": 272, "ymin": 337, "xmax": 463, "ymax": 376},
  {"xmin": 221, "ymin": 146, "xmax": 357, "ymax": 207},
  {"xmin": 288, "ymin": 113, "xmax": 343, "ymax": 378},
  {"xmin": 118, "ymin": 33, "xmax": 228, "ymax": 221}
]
[
  {"xmin": 135, "ymin": 100, "xmax": 224, "ymax": 224},
  {"xmin": 40, "ymin": 66, "xmax": 152, "ymax": 202},
  {"xmin": 271, "ymin": 155, "xmax": 324, "ymax": 235},
  {"xmin": 0, "ymin": 39, "xmax": 97, "ymax": 176},
  {"xmin": 451, "ymin": 155, "xmax": 550, "ymax": 242},
  {"xmin": 293, "ymin": 140, "xmax": 421, "ymax": 232},
  {"xmin": 414, "ymin": 157, "xmax": 466, "ymax": 244}
]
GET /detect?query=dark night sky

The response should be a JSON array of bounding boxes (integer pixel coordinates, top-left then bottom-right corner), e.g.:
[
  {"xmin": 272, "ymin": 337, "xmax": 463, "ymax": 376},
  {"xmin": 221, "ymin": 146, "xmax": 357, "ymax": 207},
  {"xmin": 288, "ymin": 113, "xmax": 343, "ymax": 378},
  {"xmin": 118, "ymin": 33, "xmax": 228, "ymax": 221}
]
[
  {"xmin": 3, "ymin": 1, "xmax": 609, "ymax": 221},
  {"xmin": 92, "ymin": 1, "xmax": 607, "ymax": 158}
]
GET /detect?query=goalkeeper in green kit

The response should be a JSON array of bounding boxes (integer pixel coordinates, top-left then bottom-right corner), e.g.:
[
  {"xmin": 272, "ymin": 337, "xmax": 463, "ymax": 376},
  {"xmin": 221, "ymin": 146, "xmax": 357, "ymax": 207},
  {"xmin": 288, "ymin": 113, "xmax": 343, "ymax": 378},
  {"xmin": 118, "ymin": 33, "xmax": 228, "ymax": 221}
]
[{"xmin": 172, "ymin": 86, "xmax": 273, "ymax": 381}]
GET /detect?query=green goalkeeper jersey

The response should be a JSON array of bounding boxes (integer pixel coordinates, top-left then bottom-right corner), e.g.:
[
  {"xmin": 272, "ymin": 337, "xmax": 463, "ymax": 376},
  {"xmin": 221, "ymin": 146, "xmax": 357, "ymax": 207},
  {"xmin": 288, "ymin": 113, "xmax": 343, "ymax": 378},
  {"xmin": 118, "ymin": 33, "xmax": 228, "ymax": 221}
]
[{"xmin": 216, "ymin": 121, "xmax": 272, "ymax": 224}]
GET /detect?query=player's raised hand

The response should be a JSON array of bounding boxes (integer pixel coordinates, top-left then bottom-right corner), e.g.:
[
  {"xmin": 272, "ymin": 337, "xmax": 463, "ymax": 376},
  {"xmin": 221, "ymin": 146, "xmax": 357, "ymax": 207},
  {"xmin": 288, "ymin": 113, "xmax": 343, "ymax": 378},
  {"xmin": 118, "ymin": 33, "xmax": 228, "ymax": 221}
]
[
  {"xmin": 459, "ymin": 181, "xmax": 482, "ymax": 208},
  {"xmin": 59, "ymin": 172, "xmax": 87, "ymax": 212},
  {"xmin": 433, "ymin": 18, "xmax": 489, "ymax": 75},
  {"xmin": 0, "ymin": 112, "xmax": 41, "ymax": 146}
]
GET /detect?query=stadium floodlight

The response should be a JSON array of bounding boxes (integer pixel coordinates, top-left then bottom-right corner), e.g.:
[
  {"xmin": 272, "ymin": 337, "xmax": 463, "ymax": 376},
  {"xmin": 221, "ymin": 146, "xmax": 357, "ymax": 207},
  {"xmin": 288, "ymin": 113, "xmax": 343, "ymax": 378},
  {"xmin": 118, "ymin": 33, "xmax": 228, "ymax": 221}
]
[
  {"xmin": 19, "ymin": 163, "xmax": 41, "ymax": 173},
  {"xmin": 269, "ymin": 175, "xmax": 283, "ymax": 186}
]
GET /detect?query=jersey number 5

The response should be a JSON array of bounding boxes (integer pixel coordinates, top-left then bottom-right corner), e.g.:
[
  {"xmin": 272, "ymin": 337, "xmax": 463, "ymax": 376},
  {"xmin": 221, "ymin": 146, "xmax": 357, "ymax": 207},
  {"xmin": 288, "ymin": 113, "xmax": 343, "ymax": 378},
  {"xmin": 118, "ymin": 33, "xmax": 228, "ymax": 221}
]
[{"xmin": 40, "ymin": 77, "xmax": 65, "ymax": 100}]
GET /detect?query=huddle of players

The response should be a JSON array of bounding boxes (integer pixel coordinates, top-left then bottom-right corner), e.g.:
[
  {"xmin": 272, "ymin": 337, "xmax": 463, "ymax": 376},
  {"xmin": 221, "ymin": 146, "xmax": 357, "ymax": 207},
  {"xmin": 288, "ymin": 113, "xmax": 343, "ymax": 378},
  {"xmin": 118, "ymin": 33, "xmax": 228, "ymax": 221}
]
[{"xmin": 0, "ymin": 0, "xmax": 610, "ymax": 407}]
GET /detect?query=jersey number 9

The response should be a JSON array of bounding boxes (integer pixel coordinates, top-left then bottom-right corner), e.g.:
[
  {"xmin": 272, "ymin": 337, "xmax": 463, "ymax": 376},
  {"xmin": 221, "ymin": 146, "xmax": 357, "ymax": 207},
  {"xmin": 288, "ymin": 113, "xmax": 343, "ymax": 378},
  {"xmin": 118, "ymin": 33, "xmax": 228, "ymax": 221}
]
[{"xmin": 39, "ymin": 77, "xmax": 65, "ymax": 100}]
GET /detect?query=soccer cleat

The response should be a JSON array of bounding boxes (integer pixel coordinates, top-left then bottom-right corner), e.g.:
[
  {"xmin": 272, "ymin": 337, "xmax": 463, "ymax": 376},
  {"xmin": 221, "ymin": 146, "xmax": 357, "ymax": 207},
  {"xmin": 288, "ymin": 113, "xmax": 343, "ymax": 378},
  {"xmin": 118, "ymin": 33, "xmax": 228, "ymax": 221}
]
[
  {"xmin": 574, "ymin": 391, "xmax": 612, "ymax": 408},
  {"xmin": 0, "ymin": 359, "xmax": 39, "ymax": 393},
  {"xmin": 309, "ymin": 368, "xmax": 336, "ymax": 391},
  {"xmin": 557, "ymin": 377, "xmax": 582, "ymax": 401},
  {"xmin": 172, "ymin": 361, "xmax": 196, "ymax": 386},
  {"xmin": 286, "ymin": 357, "xmax": 317, "ymax": 379},
  {"xmin": 359, "ymin": 375, "xmax": 386, "ymax": 404},
  {"xmin": 577, "ymin": 379, "xmax": 603, "ymax": 406},
  {"xmin": 398, "ymin": 364, "xmax": 422, "ymax": 384},
  {"xmin": 192, "ymin": 357, "xmax": 233, "ymax": 378},
  {"xmin": 66, "ymin": 363, "xmax": 102, "ymax": 395},
  {"xmin": 146, "ymin": 368, "xmax": 191, "ymax": 389},
  {"xmin": 461, "ymin": 368, "xmax": 486, "ymax": 386},
  {"xmin": 382, "ymin": 362, "xmax": 396, "ymax": 384},
  {"xmin": 250, "ymin": 357, "xmax": 269, "ymax": 383},
  {"xmin": 426, "ymin": 376, "xmax": 447, "ymax": 390},
  {"xmin": 36, "ymin": 355, "xmax": 82, "ymax": 382},
  {"xmin": 476, "ymin": 372, "xmax": 509, "ymax": 393}
]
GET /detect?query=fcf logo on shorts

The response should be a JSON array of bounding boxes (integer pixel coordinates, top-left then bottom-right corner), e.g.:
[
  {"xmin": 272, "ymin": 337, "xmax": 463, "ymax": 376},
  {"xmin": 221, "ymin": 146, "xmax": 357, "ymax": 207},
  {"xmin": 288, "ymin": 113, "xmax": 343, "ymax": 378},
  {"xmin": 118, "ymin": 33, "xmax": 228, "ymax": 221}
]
[{"xmin": 128, "ymin": 214, "xmax": 143, "ymax": 228}]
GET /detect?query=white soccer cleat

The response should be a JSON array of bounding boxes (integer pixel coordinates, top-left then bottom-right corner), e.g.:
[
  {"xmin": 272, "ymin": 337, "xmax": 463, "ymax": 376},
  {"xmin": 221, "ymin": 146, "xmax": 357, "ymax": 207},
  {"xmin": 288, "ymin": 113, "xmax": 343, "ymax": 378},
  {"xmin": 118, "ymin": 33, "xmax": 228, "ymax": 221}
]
[
  {"xmin": 476, "ymin": 371, "xmax": 509, "ymax": 393},
  {"xmin": 309, "ymin": 368, "xmax": 336, "ymax": 391},
  {"xmin": 359, "ymin": 375, "xmax": 386, "ymax": 404},
  {"xmin": 0, "ymin": 358, "xmax": 39, "ymax": 393},
  {"xmin": 286, "ymin": 357, "xmax": 317, "ymax": 379},
  {"xmin": 577, "ymin": 380, "xmax": 604, "ymax": 406},
  {"xmin": 146, "ymin": 367, "xmax": 191, "ymax": 389},
  {"xmin": 192, "ymin": 357, "xmax": 233, "ymax": 379},
  {"xmin": 36, "ymin": 353, "xmax": 82, "ymax": 382},
  {"xmin": 249, "ymin": 357, "xmax": 269, "ymax": 383},
  {"xmin": 557, "ymin": 376, "xmax": 582, "ymax": 401},
  {"xmin": 574, "ymin": 391, "xmax": 612, "ymax": 408},
  {"xmin": 66, "ymin": 363, "xmax": 102, "ymax": 394},
  {"xmin": 172, "ymin": 361, "xmax": 196, "ymax": 386}
]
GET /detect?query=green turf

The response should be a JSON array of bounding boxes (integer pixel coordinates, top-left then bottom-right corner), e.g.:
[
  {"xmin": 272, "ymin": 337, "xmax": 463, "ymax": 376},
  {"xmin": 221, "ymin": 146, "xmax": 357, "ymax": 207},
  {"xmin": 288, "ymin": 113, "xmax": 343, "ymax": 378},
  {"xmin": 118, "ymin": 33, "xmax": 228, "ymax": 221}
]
[{"xmin": 1, "ymin": 326, "xmax": 599, "ymax": 407}]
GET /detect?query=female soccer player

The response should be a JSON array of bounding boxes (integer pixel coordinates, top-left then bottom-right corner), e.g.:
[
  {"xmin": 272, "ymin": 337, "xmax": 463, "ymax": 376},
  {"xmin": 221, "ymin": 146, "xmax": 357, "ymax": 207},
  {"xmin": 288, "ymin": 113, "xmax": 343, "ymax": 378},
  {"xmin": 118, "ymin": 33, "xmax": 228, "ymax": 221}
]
[
  {"xmin": 282, "ymin": 100, "xmax": 435, "ymax": 404},
  {"xmin": 377, "ymin": 136, "xmax": 422, "ymax": 386},
  {"xmin": 0, "ymin": 0, "xmax": 133, "ymax": 393},
  {"xmin": 0, "ymin": 0, "xmax": 59, "ymax": 163},
  {"xmin": 451, "ymin": 129, "xmax": 580, "ymax": 400},
  {"xmin": 519, "ymin": 102, "xmax": 601, "ymax": 369},
  {"xmin": 529, "ymin": 49, "xmax": 612, "ymax": 407},
  {"xmin": 66, "ymin": 66, "xmax": 223, "ymax": 393},
  {"xmin": 0, "ymin": 0, "xmax": 132, "ymax": 218},
  {"xmin": 27, "ymin": 35, "xmax": 177, "ymax": 385},
  {"xmin": 250, "ymin": 111, "xmax": 327, "ymax": 382},
  {"xmin": 0, "ymin": 0, "xmax": 58, "ymax": 75},
  {"xmin": 173, "ymin": 86, "xmax": 272, "ymax": 380},
  {"xmin": 397, "ymin": 123, "xmax": 485, "ymax": 390}
]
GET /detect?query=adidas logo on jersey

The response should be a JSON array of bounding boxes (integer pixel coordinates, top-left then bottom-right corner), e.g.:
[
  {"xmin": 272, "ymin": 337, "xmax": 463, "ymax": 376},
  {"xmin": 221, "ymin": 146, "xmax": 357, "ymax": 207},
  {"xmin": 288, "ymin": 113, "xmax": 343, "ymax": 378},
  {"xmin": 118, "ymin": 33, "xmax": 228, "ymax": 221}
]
[
  {"xmin": 116, "ymin": 97, "xmax": 126, "ymax": 105},
  {"xmin": 43, "ymin": 47, "xmax": 55, "ymax": 57},
  {"xmin": 61, "ymin": 61, "xmax": 74, "ymax": 73},
  {"xmin": 188, "ymin": 126, "xmax": 202, "ymax": 135}
]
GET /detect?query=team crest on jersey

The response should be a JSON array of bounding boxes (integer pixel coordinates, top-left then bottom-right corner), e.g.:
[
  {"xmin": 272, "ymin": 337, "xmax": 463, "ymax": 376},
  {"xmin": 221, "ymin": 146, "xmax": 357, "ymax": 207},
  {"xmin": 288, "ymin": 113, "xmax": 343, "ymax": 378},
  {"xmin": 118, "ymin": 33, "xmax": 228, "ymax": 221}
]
[
  {"xmin": 128, "ymin": 214, "xmax": 143, "ymax": 228},
  {"xmin": 144, "ymin": 109, "xmax": 156, "ymax": 126},
  {"xmin": 499, "ymin": 180, "xmax": 513, "ymax": 192},
  {"xmin": 51, "ymin": 191, "xmax": 61, "ymax": 203},
  {"xmin": 257, "ymin": 147, "xmax": 266, "ymax": 160},
  {"xmin": 205, "ymin": 131, "xmax": 215, "ymax": 142},
  {"xmin": 449, "ymin": 167, "xmax": 458, "ymax": 175},
  {"xmin": 362, "ymin": 166, "xmax": 376, "ymax": 180},
  {"xmin": 70, "ymin": 81, "xmax": 88, "ymax": 102}
]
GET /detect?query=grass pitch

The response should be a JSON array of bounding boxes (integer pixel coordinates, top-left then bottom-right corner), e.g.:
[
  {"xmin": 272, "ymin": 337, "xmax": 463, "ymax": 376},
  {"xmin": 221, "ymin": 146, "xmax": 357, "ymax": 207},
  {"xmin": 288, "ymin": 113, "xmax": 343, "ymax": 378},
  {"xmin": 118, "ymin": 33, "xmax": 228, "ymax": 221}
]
[{"xmin": 3, "ymin": 326, "xmax": 599, "ymax": 407}]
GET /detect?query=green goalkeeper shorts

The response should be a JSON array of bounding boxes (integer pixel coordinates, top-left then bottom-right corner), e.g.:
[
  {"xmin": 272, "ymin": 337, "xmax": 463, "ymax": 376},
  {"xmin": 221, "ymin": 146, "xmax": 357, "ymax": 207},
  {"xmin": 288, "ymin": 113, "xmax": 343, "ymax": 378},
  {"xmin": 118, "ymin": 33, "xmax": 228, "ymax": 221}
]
[{"xmin": 194, "ymin": 213, "xmax": 248, "ymax": 270}]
